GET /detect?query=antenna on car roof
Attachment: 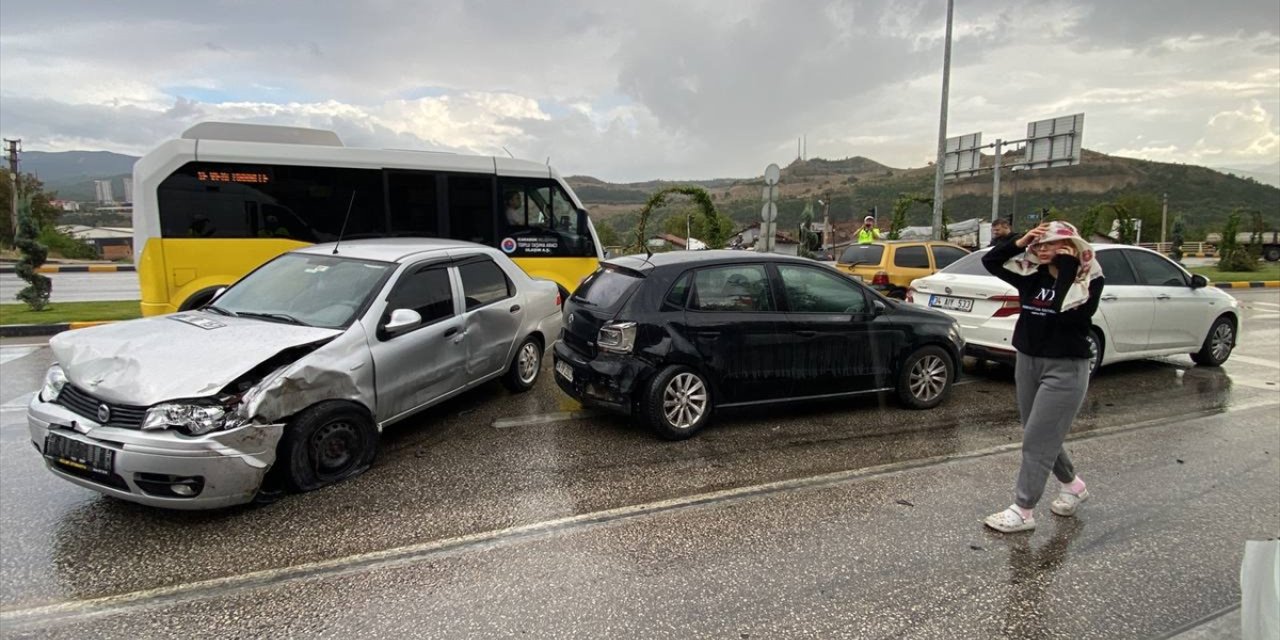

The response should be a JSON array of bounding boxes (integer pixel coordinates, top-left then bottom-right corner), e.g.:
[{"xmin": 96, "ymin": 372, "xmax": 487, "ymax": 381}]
[
  {"xmin": 501, "ymin": 146, "xmax": 515, "ymax": 159},
  {"xmin": 332, "ymin": 191, "xmax": 357, "ymax": 255}
]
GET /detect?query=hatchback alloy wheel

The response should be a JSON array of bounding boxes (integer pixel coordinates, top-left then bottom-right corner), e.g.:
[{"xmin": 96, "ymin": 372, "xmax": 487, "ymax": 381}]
[
  {"xmin": 908, "ymin": 354, "xmax": 948, "ymax": 403},
  {"xmin": 663, "ymin": 372, "xmax": 708, "ymax": 430}
]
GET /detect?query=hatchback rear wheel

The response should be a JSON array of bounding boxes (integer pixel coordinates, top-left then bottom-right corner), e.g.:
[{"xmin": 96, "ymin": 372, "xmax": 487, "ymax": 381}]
[
  {"xmin": 642, "ymin": 365, "xmax": 712, "ymax": 440},
  {"xmin": 896, "ymin": 346, "xmax": 954, "ymax": 409}
]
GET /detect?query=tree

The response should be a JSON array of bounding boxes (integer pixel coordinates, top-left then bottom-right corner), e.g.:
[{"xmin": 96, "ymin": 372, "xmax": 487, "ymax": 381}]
[
  {"xmin": 0, "ymin": 171, "xmax": 61, "ymax": 247},
  {"xmin": 1216, "ymin": 209, "xmax": 1257, "ymax": 272},
  {"xmin": 889, "ymin": 193, "xmax": 932, "ymax": 240},
  {"xmin": 596, "ymin": 223, "xmax": 621, "ymax": 249},
  {"xmin": 629, "ymin": 186, "xmax": 727, "ymax": 252},
  {"xmin": 14, "ymin": 192, "xmax": 52, "ymax": 310},
  {"xmin": 1170, "ymin": 217, "xmax": 1185, "ymax": 262},
  {"xmin": 1078, "ymin": 204, "xmax": 1104, "ymax": 239}
]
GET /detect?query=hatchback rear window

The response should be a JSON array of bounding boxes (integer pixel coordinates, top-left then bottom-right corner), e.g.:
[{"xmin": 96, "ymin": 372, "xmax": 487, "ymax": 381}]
[
  {"xmin": 572, "ymin": 266, "xmax": 641, "ymax": 308},
  {"xmin": 838, "ymin": 245, "xmax": 884, "ymax": 266},
  {"xmin": 940, "ymin": 250, "xmax": 992, "ymax": 276}
]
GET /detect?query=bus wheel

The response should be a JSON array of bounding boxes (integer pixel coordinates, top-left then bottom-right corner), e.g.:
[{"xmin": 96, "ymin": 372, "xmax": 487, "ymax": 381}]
[{"xmin": 179, "ymin": 287, "xmax": 224, "ymax": 311}]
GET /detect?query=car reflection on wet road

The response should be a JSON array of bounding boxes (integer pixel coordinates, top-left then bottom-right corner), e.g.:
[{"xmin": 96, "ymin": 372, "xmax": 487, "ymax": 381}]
[{"xmin": 0, "ymin": 290, "xmax": 1276, "ymax": 638}]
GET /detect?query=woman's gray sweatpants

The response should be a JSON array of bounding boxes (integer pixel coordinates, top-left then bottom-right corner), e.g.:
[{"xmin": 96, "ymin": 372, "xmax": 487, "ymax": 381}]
[{"xmin": 1014, "ymin": 353, "xmax": 1091, "ymax": 509}]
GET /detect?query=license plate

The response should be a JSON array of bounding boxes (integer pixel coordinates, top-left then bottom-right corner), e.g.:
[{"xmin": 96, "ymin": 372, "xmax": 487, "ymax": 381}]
[
  {"xmin": 44, "ymin": 432, "xmax": 114, "ymax": 475},
  {"xmin": 555, "ymin": 360, "xmax": 575, "ymax": 383},
  {"xmin": 930, "ymin": 295, "xmax": 974, "ymax": 312}
]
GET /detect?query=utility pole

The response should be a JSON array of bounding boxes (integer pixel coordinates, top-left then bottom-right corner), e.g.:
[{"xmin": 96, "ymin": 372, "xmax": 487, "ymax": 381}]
[
  {"xmin": 990, "ymin": 139, "xmax": 1002, "ymax": 222},
  {"xmin": 819, "ymin": 198, "xmax": 831, "ymax": 256},
  {"xmin": 4, "ymin": 138, "xmax": 20, "ymax": 240},
  {"xmin": 1161, "ymin": 192, "xmax": 1168, "ymax": 248},
  {"xmin": 931, "ymin": 0, "xmax": 955, "ymax": 240}
]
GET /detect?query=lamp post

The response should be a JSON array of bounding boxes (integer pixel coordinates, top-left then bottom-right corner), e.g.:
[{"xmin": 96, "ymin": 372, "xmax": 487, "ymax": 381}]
[{"xmin": 817, "ymin": 198, "xmax": 831, "ymax": 256}]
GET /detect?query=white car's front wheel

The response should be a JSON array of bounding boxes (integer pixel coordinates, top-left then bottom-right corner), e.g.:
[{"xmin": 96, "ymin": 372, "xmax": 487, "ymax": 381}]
[{"xmin": 1191, "ymin": 316, "xmax": 1235, "ymax": 367}]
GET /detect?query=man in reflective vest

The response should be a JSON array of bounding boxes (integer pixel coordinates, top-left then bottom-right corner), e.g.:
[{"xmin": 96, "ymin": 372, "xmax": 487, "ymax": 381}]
[{"xmin": 857, "ymin": 216, "xmax": 882, "ymax": 244}]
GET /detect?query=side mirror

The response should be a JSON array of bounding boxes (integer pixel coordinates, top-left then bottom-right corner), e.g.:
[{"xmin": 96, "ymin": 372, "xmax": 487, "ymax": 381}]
[
  {"xmin": 211, "ymin": 287, "xmax": 227, "ymax": 302},
  {"xmin": 383, "ymin": 308, "xmax": 423, "ymax": 336},
  {"xmin": 872, "ymin": 299, "xmax": 888, "ymax": 315},
  {"xmin": 1190, "ymin": 274, "xmax": 1208, "ymax": 289}
]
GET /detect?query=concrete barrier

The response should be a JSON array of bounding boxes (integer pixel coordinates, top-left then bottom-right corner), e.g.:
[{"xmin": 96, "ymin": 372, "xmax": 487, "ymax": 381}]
[{"xmin": 0, "ymin": 264, "xmax": 135, "ymax": 274}]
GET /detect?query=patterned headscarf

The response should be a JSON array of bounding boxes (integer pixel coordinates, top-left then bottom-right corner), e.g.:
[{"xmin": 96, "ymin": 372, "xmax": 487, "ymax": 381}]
[{"xmin": 1003, "ymin": 221, "xmax": 1104, "ymax": 311}]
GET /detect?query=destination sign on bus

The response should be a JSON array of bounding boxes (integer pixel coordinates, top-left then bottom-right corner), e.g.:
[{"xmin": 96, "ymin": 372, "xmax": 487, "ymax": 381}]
[{"xmin": 196, "ymin": 170, "xmax": 271, "ymax": 184}]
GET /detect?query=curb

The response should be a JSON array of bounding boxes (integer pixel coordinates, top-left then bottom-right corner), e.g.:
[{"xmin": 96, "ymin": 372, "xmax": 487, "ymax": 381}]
[
  {"xmin": 0, "ymin": 321, "xmax": 114, "ymax": 338},
  {"xmin": 0, "ymin": 265, "xmax": 135, "ymax": 274},
  {"xmin": 1212, "ymin": 280, "xmax": 1280, "ymax": 289}
]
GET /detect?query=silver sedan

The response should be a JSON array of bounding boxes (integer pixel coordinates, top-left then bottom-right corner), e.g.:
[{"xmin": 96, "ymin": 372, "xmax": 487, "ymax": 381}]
[{"xmin": 27, "ymin": 239, "xmax": 563, "ymax": 509}]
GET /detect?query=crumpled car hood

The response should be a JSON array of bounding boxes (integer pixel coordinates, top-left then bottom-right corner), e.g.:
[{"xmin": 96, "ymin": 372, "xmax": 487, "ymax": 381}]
[{"xmin": 50, "ymin": 312, "xmax": 344, "ymax": 406}]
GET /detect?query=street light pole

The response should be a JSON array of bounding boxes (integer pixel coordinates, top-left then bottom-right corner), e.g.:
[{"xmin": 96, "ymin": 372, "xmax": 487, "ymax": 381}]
[{"xmin": 931, "ymin": 0, "xmax": 954, "ymax": 241}]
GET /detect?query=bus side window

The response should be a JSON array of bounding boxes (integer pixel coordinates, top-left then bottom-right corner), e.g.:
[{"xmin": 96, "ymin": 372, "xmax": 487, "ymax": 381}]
[
  {"xmin": 387, "ymin": 171, "xmax": 440, "ymax": 237},
  {"xmin": 447, "ymin": 174, "xmax": 495, "ymax": 245}
]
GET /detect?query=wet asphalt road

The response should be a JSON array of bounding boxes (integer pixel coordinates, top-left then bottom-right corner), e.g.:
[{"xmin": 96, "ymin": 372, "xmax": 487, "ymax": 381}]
[{"xmin": 0, "ymin": 289, "xmax": 1276, "ymax": 638}]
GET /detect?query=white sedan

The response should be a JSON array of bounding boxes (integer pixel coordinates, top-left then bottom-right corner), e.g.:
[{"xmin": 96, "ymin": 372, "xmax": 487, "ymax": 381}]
[{"xmin": 906, "ymin": 245, "xmax": 1242, "ymax": 373}]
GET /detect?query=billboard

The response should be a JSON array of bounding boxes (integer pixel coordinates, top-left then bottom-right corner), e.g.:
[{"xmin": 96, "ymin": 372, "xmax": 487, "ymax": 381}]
[
  {"xmin": 943, "ymin": 132, "xmax": 983, "ymax": 180},
  {"xmin": 1023, "ymin": 113, "xmax": 1083, "ymax": 170}
]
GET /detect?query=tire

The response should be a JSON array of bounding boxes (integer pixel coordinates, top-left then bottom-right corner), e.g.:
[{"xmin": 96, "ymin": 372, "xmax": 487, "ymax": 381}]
[
  {"xmin": 179, "ymin": 287, "xmax": 223, "ymax": 311},
  {"xmin": 642, "ymin": 365, "xmax": 713, "ymax": 440},
  {"xmin": 502, "ymin": 335, "xmax": 543, "ymax": 393},
  {"xmin": 1191, "ymin": 316, "xmax": 1235, "ymax": 367},
  {"xmin": 896, "ymin": 346, "xmax": 954, "ymax": 410},
  {"xmin": 1085, "ymin": 329, "xmax": 1104, "ymax": 377},
  {"xmin": 279, "ymin": 401, "xmax": 378, "ymax": 493},
  {"xmin": 1263, "ymin": 246, "xmax": 1280, "ymax": 262}
]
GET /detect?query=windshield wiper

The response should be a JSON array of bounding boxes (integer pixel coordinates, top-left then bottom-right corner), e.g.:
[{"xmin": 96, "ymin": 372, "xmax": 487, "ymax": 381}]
[
  {"xmin": 204, "ymin": 305, "xmax": 239, "ymax": 317},
  {"xmin": 237, "ymin": 311, "xmax": 310, "ymax": 327}
]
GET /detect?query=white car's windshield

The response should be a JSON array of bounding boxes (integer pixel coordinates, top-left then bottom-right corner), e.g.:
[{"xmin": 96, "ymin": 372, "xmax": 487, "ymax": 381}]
[{"xmin": 210, "ymin": 253, "xmax": 394, "ymax": 328}]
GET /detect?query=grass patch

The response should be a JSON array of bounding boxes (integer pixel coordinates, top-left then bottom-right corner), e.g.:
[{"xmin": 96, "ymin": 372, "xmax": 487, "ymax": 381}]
[
  {"xmin": 1187, "ymin": 262, "xmax": 1280, "ymax": 283},
  {"xmin": 0, "ymin": 300, "xmax": 142, "ymax": 325}
]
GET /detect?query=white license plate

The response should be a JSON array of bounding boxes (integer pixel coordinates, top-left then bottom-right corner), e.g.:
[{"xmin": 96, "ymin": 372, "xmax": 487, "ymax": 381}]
[
  {"xmin": 555, "ymin": 360, "xmax": 574, "ymax": 383},
  {"xmin": 930, "ymin": 295, "xmax": 973, "ymax": 312}
]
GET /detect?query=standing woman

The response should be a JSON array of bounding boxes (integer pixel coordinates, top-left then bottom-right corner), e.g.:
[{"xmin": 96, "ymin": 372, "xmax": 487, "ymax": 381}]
[{"xmin": 980, "ymin": 221, "xmax": 1105, "ymax": 532}]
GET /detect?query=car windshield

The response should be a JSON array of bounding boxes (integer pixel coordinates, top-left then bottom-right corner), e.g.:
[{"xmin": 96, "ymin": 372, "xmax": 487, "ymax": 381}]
[
  {"xmin": 939, "ymin": 249, "xmax": 992, "ymax": 276},
  {"xmin": 210, "ymin": 253, "xmax": 394, "ymax": 329},
  {"xmin": 838, "ymin": 244, "xmax": 885, "ymax": 266}
]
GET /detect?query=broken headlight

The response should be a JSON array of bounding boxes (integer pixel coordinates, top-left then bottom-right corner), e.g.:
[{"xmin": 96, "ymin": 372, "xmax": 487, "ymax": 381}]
[
  {"xmin": 40, "ymin": 365, "xmax": 68, "ymax": 403},
  {"xmin": 143, "ymin": 399, "xmax": 243, "ymax": 436}
]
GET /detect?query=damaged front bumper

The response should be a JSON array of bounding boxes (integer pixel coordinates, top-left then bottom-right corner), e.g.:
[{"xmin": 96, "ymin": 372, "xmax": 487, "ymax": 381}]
[
  {"xmin": 552, "ymin": 341, "xmax": 656, "ymax": 415},
  {"xmin": 27, "ymin": 397, "xmax": 284, "ymax": 510}
]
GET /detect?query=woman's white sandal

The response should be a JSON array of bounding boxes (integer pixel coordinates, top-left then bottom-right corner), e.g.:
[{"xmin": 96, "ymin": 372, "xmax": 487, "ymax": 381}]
[
  {"xmin": 984, "ymin": 506, "xmax": 1036, "ymax": 532},
  {"xmin": 1050, "ymin": 488, "xmax": 1090, "ymax": 517}
]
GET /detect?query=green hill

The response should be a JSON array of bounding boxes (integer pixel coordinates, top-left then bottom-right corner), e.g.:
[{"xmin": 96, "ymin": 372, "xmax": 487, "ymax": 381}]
[{"xmin": 572, "ymin": 150, "xmax": 1280, "ymax": 242}]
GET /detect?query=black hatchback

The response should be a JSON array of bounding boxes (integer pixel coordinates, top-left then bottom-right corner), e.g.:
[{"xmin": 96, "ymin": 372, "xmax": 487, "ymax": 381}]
[{"xmin": 552, "ymin": 251, "xmax": 964, "ymax": 439}]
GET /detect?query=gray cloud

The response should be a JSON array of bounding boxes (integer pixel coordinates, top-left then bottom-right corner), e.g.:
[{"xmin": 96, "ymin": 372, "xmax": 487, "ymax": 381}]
[{"xmin": 1, "ymin": 0, "xmax": 1277, "ymax": 181}]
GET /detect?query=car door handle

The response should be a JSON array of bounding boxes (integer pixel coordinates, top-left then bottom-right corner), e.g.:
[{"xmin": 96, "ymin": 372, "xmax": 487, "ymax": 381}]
[
  {"xmin": 509, "ymin": 304, "xmax": 521, "ymax": 313},
  {"xmin": 1101, "ymin": 295, "xmax": 1118, "ymax": 302},
  {"xmin": 444, "ymin": 327, "xmax": 460, "ymax": 337},
  {"xmin": 1156, "ymin": 294, "xmax": 1171, "ymax": 301}
]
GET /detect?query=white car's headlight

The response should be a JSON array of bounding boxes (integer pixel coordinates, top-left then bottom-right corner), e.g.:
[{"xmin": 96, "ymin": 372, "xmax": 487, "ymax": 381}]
[
  {"xmin": 40, "ymin": 365, "xmax": 68, "ymax": 403},
  {"xmin": 143, "ymin": 403, "xmax": 238, "ymax": 436}
]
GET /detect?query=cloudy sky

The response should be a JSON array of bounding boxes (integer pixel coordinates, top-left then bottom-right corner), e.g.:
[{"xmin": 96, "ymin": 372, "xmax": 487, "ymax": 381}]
[{"xmin": 1, "ymin": 0, "xmax": 1277, "ymax": 182}]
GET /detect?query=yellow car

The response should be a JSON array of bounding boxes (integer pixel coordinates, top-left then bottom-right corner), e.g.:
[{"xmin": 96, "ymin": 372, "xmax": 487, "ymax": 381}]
[{"xmin": 835, "ymin": 241, "xmax": 971, "ymax": 298}]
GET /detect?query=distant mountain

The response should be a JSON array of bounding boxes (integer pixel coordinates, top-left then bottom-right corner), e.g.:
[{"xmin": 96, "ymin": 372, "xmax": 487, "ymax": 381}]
[
  {"xmin": 22, "ymin": 150, "xmax": 138, "ymax": 183},
  {"xmin": 21, "ymin": 151, "xmax": 139, "ymax": 202}
]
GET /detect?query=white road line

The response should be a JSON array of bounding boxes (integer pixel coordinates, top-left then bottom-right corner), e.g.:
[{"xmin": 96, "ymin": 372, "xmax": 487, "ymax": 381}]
[
  {"xmin": 1250, "ymin": 301, "xmax": 1280, "ymax": 310},
  {"xmin": 492, "ymin": 410, "xmax": 597, "ymax": 429},
  {"xmin": 2, "ymin": 397, "xmax": 1276, "ymax": 631},
  {"xmin": 0, "ymin": 346, "xmax": 40, "ymax": 366},
  {"xmin": 1247, "ymin": 313, "xmax": 1280, "ymax": 321},
  {"xmin": 1231, "ymin": 355, "xmax": 1280, "ymax": 370}
]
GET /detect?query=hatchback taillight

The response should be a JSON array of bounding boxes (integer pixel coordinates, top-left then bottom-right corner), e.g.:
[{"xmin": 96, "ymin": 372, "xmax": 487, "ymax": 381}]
[
  {"xmin": 872, "ymin": 271, "xmax": 890, "ymax": 286},
  {"xmin": 905, "ymin": 288, "xmax": 916, "ymax": 303},
  {"xmin": 990, "ymin": 295, "xmax": 1021, "ymax": 317}
]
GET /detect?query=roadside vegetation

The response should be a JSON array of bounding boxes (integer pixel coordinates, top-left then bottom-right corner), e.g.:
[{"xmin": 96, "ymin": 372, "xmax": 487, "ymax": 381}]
[{"xmin": 0, "ymin": 300, "xmax": 141, "ymax": 325}]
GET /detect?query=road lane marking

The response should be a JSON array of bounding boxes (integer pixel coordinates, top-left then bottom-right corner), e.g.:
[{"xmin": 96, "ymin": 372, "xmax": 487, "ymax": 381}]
[
  {"xmin": 1246, "ymin": 313, "xmax": 1279, "ymax": 321},
  {"xmin": 1230, "ymin": 355, "xmax": 1280, "ymax": 369},
  {"xmin": 0, "ymin": 346, "xmax": 41, "ymax": 365},
  {"xmin": 1250, "ymin": 301, "xmax": 1280, "ymax": 309},
  {"xmin": 2, "ymin": 396, "xmax": 1276, "ymax": 631},
  {"xmin": 492, "ymin": 410, "xmax": 598, "ymax": 429}
]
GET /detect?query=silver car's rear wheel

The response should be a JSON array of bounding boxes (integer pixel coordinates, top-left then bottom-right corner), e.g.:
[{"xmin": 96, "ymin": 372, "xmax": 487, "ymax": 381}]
[{"xmin": 502, "ymin": 336, "xmax": 543, "ymax": 393}]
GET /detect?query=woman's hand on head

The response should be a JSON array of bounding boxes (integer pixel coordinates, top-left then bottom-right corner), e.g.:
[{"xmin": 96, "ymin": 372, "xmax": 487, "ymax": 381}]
[{"xmin": 1015, "ymin": 223, "xmax": 1051, "ymax": 248}]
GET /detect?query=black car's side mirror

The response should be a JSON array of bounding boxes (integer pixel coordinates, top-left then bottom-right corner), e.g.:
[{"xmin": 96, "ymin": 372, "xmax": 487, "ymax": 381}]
[
  {"xmin": 872, "ymin": 299, "xmax": 888, "ymax": 315},
  {"xmin": 1190, "ymin": 274, "xmax": 1208, "ymax": 289}
]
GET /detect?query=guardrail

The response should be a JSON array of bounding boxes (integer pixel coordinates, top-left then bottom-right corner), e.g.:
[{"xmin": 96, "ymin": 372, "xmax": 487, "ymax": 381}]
[{"xmin": 1136, "ymin": 242, "xmax": 1216, "ymax": 257}]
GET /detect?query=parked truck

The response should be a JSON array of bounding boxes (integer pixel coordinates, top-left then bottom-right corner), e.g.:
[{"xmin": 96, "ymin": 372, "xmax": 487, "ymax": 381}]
[{"xmin": 1205, "ymin": 230, "xmax": 1280, "ymax": 262}]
